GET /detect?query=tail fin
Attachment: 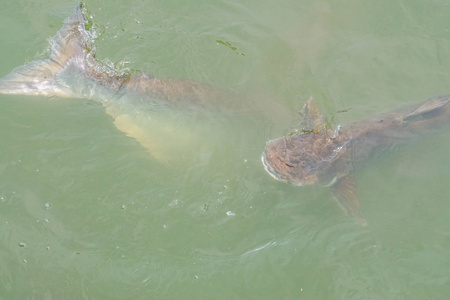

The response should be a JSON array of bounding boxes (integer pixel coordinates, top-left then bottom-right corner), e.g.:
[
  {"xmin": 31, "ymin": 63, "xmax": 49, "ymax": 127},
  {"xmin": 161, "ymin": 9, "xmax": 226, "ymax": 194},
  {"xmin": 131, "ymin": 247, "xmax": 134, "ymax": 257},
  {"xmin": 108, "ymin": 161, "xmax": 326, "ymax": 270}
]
[{"xmin": 0, "ymin": 4, "xmax": 87, "ymax": 97}]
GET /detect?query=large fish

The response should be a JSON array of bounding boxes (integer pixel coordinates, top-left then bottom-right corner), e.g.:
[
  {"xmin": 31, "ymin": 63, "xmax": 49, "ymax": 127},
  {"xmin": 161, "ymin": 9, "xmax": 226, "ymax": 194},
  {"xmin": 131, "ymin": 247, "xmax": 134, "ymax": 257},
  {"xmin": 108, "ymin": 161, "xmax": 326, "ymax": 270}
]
[
  {"xmin": 261, "ymin": 96, "xmax": 450, "ymax": 225},
  {"xmin": 0, "ymin": 4, "xmax": 239, "ymax": 163}
]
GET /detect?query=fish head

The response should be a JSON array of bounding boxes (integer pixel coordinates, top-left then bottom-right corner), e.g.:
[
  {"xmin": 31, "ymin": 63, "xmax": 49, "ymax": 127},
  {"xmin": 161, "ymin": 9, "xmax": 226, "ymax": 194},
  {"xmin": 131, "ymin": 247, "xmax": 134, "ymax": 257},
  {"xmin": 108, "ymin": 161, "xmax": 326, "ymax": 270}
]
[{"xmin": 261, "ymin": 130, "xmax": 350, "ymax": 187}]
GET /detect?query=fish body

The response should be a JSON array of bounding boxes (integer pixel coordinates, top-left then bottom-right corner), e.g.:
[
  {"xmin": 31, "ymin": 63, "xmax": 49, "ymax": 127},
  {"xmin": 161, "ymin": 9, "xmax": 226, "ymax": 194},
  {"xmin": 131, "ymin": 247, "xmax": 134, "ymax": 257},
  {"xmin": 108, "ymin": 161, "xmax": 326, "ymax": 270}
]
[
  {"xmin": 0, "ymin": 4, "xmax": 216, "ymax": 106},
  {"xmin": 0, "ymin": 4, "xmax": 229, "ymax": 163},
  {"xmin": 262, "ymin": 96, "xmax": 450, "ymax": 225}
]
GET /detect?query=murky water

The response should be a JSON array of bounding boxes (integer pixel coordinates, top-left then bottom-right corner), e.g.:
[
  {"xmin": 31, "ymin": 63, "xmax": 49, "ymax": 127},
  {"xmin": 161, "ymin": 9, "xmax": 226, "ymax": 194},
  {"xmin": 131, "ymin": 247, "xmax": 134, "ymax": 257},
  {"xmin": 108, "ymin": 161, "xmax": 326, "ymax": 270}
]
[{"xmin": 1, "ymin": 0, "xmax": 450, "ymax": 299}]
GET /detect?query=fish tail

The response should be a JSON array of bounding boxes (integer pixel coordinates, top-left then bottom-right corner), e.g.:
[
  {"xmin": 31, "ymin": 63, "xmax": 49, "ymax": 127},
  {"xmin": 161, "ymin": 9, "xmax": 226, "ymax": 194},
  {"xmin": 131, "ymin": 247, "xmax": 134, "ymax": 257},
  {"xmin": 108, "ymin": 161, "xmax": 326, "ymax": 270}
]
[{"xmin": 0, "ymin": 3, "xmax": 88, "ymax": 98}]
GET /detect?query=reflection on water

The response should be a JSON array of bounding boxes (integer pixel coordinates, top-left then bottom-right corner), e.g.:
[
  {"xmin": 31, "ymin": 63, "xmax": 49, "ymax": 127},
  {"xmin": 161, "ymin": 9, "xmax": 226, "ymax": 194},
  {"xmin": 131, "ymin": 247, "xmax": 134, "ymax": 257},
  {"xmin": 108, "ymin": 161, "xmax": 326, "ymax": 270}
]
[{"xmin": 1, "ymin": 0, "xmax": 450, "ymax": 299}]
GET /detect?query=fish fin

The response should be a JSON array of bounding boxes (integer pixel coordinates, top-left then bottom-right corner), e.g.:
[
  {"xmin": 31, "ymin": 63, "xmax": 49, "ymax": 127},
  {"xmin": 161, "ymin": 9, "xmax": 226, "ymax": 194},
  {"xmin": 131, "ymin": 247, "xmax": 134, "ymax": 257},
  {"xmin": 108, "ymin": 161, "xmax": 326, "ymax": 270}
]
[
  {"xmin": 104, "ymin": 105, "xmax": 169, "ymax": 165},
  {"xmin": 404, "ymin": 97, "xmax": 450, "ymax": 121},
  {"xmin": 300, "ymin": 97, "xmax": 325, "ymax": 129},
  {"xmin": 0, "ymin": 4, "xmax": 86, "ymax": 97},
  {"xmin": 104, "ymin": 104, "xmax": 197, "ymax": 165},
  {"xmin": 330, "ymin": 176, "xmax": 367, "ymax": 226}
]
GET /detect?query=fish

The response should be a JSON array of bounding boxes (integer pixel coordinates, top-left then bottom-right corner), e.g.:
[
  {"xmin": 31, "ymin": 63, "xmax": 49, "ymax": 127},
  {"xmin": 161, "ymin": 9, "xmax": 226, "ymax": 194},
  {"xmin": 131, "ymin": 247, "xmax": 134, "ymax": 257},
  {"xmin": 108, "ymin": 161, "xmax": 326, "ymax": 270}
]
[
  {"xmin": 0, "ymin": 4, "xmax": 235, "ymax": 163},
  {"xmin": 261, "ymin": 96, "xmax": 450, "ymax": 225}
]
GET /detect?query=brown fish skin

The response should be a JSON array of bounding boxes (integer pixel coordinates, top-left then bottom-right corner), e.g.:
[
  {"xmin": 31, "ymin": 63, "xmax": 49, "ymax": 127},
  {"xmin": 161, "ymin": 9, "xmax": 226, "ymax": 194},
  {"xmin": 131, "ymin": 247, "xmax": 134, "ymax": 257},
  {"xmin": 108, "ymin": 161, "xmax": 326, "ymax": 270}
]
[{"xmin": 262, "ymin": 96, "xmax": 450, "ymax": 225}]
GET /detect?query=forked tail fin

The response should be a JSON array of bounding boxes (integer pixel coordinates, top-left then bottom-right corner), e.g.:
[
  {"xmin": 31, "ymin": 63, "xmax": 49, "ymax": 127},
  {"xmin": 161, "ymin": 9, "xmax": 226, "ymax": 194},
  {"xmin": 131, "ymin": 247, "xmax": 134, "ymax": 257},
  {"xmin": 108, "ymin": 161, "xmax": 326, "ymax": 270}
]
[{"xmin": 0, "ymin": 4, "xmax": 87, "ymax": 97}]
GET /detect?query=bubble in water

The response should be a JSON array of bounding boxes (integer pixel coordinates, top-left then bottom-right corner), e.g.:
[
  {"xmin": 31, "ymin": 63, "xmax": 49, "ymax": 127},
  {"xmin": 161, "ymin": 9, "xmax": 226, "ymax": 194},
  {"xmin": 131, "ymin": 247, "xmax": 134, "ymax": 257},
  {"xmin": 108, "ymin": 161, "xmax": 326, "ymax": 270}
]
[
  {"xmin": 226, "ymin": 211, "xmax": 235, "ymax": 216},
  {"xmin": 44, "ymin": 203, "xmax": 51, "ymax": 209},
  {"xmin": 169, "ymin": 198, "xmax": 182, "ymax": 207}
]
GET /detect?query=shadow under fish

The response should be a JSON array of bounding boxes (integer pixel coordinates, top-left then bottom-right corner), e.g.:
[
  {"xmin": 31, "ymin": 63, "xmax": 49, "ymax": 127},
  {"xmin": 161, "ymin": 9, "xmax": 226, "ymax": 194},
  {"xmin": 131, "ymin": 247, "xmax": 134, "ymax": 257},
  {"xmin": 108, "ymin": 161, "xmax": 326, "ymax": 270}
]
[
  {"xmin": 0, "ymin": 4, "xmax": 243, "ymax": 164},
  {"xmin": 262, "ymin": 97, "xmax": 450, "ymax": 226}
]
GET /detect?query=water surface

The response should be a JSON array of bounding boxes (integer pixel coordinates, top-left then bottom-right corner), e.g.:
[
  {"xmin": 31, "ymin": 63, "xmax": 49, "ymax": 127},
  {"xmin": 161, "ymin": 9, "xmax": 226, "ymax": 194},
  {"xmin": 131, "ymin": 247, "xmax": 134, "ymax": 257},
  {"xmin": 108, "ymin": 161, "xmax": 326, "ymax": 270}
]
[{"xmin": 1, "ymin": 0, "xmax": 450, "ymax": 299}]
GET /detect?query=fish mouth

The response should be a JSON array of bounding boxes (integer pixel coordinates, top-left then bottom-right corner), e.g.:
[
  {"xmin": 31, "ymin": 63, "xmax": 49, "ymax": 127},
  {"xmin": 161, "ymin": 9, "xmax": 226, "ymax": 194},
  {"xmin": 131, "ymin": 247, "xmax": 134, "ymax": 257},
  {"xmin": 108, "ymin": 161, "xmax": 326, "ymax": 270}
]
[{"xmin": 261, "ymin": 151, "xmax": 299, "ymax": 185}]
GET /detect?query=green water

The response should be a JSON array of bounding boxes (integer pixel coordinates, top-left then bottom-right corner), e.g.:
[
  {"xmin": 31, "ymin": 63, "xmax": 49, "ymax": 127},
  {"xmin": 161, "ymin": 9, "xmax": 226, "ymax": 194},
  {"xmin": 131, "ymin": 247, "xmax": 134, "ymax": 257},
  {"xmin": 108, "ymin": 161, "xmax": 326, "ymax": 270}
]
[{"xmin": 1, "ymin": 0, "xmax": 450, "ymax": 299}]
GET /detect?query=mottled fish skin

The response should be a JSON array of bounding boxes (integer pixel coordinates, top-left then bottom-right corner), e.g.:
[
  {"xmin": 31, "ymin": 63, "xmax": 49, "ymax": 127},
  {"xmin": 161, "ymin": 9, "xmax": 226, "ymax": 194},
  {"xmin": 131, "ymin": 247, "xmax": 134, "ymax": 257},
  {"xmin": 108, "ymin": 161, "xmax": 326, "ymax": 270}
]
[{"xmin": 262, "ymin": 96, "xmax": 450, "ymax": 225}]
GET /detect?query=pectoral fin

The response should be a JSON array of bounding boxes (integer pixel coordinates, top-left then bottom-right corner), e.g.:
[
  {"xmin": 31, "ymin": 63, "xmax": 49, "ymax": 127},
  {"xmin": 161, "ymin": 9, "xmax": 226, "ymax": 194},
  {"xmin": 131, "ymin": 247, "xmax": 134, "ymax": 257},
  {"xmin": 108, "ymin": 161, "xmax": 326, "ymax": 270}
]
[
  {"xmin": 330, "ymin": 176, "xmax": 367, "ymax": 226},
  {"xmin": 299, "ymin": 97, "xmax": 325, "ymax": 130}
]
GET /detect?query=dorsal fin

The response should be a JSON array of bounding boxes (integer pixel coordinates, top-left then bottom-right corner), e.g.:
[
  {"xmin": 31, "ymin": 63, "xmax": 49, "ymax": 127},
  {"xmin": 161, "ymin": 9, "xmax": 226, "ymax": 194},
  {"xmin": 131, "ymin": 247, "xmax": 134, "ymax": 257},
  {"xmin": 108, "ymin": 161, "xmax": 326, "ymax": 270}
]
[{"xmin": 299, "ymin": 97, "xmax": 325, "ymax": 131}]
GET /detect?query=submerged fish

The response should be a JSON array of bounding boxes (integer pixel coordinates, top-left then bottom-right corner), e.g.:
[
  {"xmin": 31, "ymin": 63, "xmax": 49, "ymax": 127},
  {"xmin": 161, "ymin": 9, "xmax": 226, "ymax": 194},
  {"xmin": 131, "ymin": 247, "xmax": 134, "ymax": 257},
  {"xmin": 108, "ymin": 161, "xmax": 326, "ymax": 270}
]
[
  {"xmin": 261, "ymin": 96, "xmax": 450, "ymax": 225},
  {"xmin": 0, "ymin": 4, "xmax": 234, "ymax": 163}
]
